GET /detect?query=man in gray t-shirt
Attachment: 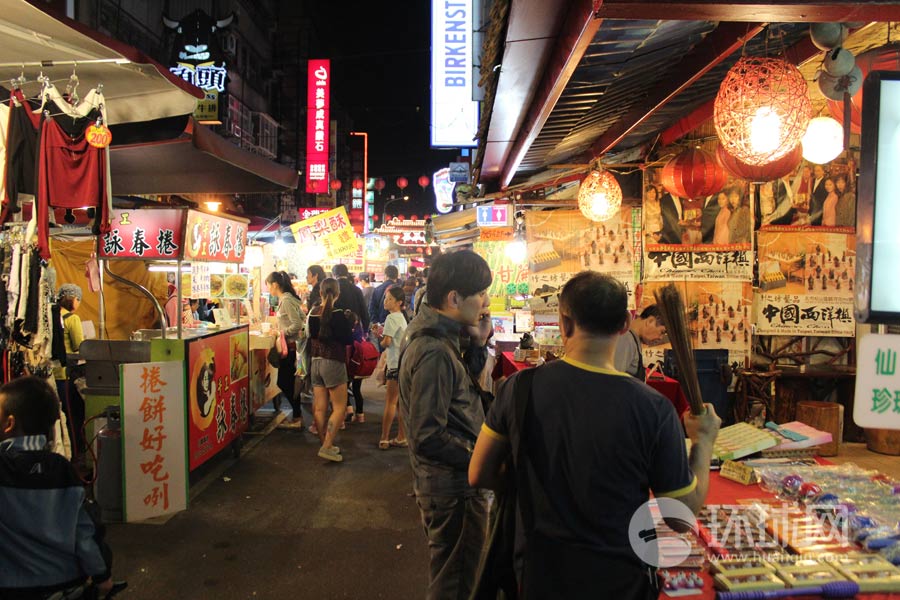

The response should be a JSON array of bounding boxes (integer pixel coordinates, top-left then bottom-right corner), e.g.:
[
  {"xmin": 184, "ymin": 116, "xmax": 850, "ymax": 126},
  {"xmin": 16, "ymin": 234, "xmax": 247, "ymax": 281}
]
[{"xmin": 613, "ymin": 304, "xmax": 667, "ymax": 379}]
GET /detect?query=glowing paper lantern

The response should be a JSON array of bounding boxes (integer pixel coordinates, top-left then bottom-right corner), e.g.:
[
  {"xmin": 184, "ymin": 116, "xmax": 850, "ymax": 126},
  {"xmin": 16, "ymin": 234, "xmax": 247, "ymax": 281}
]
[
  {"xmin": 352, "ymin": 178, "xmax": 364, "ymax": 190},
  {"xmin": 374, "ymin": 178, "xmax": 386, "ymax": 191},
  {"xmin": 714, "ymin": 57, "xmax": 812, "ymax": 166},
  {"xmin": 801, "ymin": 116, "xmax": 844, "ymax": 164},
  {"xmin": 577, "ymin": 169, "xmax": 622, "ymax": 222},
  {"xmin": 396, "ymin": 177, "xmax": 409, "ymax": 190},
  {"xmin": 330, "ymin": 179, "xmax": 342, "ymax": 191},
  {"xmin": 715, "ymin": 143, "xmax": 802, "ymax": 182},
  {"xmin": 660, "ymin": 147, "xmax": 727, "ymax": 200},
  {"xmin": 418, "ymin": 175, "xmax": 430, "ymax": 189}
]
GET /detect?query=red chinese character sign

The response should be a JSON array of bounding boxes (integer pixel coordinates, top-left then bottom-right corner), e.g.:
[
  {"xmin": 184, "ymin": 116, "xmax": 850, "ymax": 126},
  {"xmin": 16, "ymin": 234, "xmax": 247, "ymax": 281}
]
[
  {"xmin": 183, "ymin": 210, "xmax": 248, "ymax": 263},
  {"xmin": 99, "ymin": 209, "xmax": 185, "ymax": 260},
  {"xmin": 289, "ymin": 206, "xmax": 358, "ymax": 259},
  {"xmin": 305, "ymin": 59, "xmax": 331, "ymax": 194},
  {"xmin": 187, "ymin": 329, "xmax": 250, "ymax": 470},
  {"xmin": 121, "ymin": 361, "xmax": 187, "ymax": 522}
]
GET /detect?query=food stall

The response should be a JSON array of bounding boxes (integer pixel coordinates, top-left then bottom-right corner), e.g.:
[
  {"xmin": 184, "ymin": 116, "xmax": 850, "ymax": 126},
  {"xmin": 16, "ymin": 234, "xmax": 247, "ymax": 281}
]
[{"xmin": 81, "ymin": 206, "xmax": 276, "ymax": 474}]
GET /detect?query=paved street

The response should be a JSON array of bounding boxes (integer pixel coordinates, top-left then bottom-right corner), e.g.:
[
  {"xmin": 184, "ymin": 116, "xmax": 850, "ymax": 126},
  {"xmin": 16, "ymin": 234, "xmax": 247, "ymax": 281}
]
[{"xmin": 106, "ymin": 380, "xmax": 429, "ymax": 599}]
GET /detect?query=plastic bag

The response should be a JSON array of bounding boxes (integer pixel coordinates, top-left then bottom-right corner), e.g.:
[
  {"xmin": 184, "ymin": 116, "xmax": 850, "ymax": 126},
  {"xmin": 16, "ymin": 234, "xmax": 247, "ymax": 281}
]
[{"xmin": 374, "ymin": 351, "xmax": 388, "ymax": 387}]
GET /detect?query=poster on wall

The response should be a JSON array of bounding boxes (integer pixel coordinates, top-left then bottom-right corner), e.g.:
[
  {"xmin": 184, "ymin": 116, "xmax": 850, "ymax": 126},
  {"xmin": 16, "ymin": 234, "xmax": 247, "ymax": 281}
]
[
  {"xmin": 473, "ymin": 241, "xmax": 529, "ymax": 301},
  {"xmin": 755, "ymin": 228, "xmax": 856, "ymax": 336},
  {"xmin": 757, "ymin": 157, "xmax": 856, "ymax": 229},
  {"xmin": 643, "ymin": 168, "xmax": 752, "ymax": 251},
  {"xmin": 645, "ymin": 250, "xmax": 753, "ymax": 281},
  {"xmin": 187, "ymin": 329, "xmax": 250, "ymax": 470},
  {"xmin": 525, "ymin": 208, "xmax": 637, "ymax": 312},
  {"xmin": 121, "ymin": 361, "xmax": 188, "ymax": 522},
  {"xmin": 640, "ymin": 280, "xmax": 753, "ymax": 369}
]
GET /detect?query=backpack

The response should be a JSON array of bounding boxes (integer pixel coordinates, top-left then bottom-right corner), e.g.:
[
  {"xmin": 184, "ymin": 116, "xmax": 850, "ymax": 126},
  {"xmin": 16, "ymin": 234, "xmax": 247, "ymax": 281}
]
[{"xmin": 348, "ymin": 339, "xmax": 379, "ymax": 377}]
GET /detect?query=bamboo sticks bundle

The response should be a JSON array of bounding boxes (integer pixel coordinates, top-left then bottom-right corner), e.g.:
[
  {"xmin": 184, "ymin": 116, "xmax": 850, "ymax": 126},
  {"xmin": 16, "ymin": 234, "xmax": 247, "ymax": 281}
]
[{"xmin": 653, "ymin": 283, "xmax": 705, "ymax": 416}]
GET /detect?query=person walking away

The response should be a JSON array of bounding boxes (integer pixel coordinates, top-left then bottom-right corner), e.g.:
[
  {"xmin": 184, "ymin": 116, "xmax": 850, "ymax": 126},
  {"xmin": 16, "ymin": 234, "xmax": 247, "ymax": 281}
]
[
  {"xmin": 347, "ymin": 311, "xmax": 369, "ymax": 423},
  {"xmin": 306, "ymin": 265, "xmax": 326, "ymax": 311},
  {"xmin": 469, "ymin": 271, "xmax": 721, "ymax": 599},
  {"xmin": 613, "ymin": 304, "xmax": 667, "ymax": 380},
  {"xmin": 368, "ymin": 264, "xmax": 399, "ymax": 325},
  {"xmin": 357, "ymin": 272, "xmax": 374, "ymax": 309},
  {"xmin": 0, "ymin": 376, "xmax": 114, "ymax": 598},
  {"xmin": 399, "ymin": 250, "xmax": 493, "ymax": 600},
  {"xmin": 53, "ymin": 284, "xmax": 87, "ymax": 460},
  {"xmin": 378, "ymin": 286, "xmax": 409, "ymax": 449},
  {"xmin": 266, "ymin": 271, "xmax": 306, "ymax": 428},
  {"xmin": 308, "ymin": 278, "xmax": 354, "ymax": 462},
  {"xmin": 413, "ymin": 267, "xmax": 429, "ymax": 315}
]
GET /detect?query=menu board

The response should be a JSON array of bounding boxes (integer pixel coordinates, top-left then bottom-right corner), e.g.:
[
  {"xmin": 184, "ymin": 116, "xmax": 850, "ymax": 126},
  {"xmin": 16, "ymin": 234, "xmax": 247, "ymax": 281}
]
[{"xmin": 183, "ymin": 210, "xmax": 248, "ymax": 263}]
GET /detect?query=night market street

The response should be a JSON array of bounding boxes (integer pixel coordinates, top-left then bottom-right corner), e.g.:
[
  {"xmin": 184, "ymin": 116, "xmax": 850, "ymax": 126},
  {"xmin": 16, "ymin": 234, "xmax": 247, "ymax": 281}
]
[{"xmin": 106, "ymin": 378, "xmax": 428, "ymax": 599}]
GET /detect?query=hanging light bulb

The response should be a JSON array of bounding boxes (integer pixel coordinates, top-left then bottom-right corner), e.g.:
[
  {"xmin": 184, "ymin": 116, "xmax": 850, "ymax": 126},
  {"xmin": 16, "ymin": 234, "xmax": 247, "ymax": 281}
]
[
  {"xmin": 272, "ymin": 230, "xmax": 286, "ymax": 258},
  {"xmin": 578, "ymin": 168, "xmax": 622, "ymax": 222},
  {"xmin": 801, "ymin": 116, "xmax": 844, "ymax": 164},
  {"xmin": 749, "ymin": 107, "xmax": 783, "ymax": 155},
  {"xmin": 505, "ymin": 239, "xmax": 527, "ymax": 263}
]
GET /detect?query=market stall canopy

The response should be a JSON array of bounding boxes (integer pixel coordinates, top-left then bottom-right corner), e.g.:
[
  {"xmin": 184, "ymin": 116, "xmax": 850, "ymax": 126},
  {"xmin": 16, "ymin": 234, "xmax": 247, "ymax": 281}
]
[
  {"xmin": 110, "ymin": 118, "xmax": 299, "ymax": 194},
  {"xmin": 0, "ymin": 0, "xmax": 202, "ymax": 124}
]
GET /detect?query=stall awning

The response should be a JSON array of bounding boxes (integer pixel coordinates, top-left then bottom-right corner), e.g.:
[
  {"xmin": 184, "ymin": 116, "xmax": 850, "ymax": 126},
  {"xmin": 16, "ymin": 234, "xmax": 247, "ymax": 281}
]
[
  {"xmin": 0, "ymin": 0, "xmax": 202, "ymax": 124},
  {"xmin": 110, "ymin": 119, "xmax": 299, "ymax": 194}
]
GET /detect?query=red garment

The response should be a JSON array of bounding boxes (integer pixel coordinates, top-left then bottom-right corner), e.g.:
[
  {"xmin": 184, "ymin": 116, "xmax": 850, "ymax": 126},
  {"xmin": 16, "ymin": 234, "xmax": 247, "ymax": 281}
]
[{"xmin": 36, "ymin": 118, "xmax": 111, "ymax": 259}]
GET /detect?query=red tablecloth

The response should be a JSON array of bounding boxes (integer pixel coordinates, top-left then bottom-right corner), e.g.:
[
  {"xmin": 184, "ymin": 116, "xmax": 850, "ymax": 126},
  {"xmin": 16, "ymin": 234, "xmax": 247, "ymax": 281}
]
[{"xmin": 495, "ymin": 352, "xmax": 690, "ymax": 416}]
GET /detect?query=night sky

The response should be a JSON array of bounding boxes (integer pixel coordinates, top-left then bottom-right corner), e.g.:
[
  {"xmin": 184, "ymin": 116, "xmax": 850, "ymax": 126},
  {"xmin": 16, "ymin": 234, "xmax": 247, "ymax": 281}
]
[{"xmin": 306, "ymin": 1, "xmax": 461, "ymax": 217}]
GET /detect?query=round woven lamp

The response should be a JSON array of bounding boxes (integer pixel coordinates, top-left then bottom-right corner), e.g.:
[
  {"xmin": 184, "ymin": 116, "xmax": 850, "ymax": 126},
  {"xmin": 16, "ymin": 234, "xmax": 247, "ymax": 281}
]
[
  {"xmin": 714, "ymin": 56, "xmax": 812, "ymax": 166},
  {"xmin": 578, "ymin": 169, "xmax": 622, "ymax": 222}
]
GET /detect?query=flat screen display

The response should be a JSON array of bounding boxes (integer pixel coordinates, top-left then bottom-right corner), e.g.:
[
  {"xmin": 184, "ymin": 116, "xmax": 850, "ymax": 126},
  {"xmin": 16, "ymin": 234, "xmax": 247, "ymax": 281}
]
[{"xmin": 856, "ymin": 71, "xmax": 900, "ymax": 323}]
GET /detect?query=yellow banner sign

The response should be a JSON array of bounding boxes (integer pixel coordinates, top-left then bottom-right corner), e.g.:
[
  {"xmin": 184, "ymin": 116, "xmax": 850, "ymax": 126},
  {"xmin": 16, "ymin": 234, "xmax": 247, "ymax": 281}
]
[{"xmin": 290, "ymin": 206, "xmax": 359, "ymax": 259}]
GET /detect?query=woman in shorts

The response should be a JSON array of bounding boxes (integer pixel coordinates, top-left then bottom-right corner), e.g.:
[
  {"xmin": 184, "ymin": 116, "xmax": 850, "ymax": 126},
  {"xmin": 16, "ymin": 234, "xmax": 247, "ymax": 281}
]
[
  {"xmin": 378, "ymin": 286, "xmax": 409, "ymax": 449},
  {"xmin": 308, "ymin": 278, "xmax": 354, "ymax": 462}
]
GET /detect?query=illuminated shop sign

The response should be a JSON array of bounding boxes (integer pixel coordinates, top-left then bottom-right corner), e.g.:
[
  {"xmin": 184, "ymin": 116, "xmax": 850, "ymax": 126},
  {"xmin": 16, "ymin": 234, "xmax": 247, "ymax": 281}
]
[
  {"xmin": 306, "ymin": 59, "xmax": 331, "ymax": 194},
  {"xmin": 430, "ymin": 0, "xmax": 478, "ymax": 147}
]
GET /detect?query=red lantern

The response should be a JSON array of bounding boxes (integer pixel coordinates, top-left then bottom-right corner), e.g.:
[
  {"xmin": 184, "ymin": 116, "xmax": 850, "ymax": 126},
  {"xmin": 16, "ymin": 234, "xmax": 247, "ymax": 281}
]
[
  {"xmin": 418, "ymin": 175, "xmax": 430, "ymax": 189},
  {"xmin": 660, "ymin": 148, "xmax": 727, "ymax": 199},
  {"xmin": 330, "ymin": 179, "xmax": 342, "ymax": 191},
  {"xmin": 352, "ymin": 178, "xmax": 364, "ymax": 190},
  {"xmin": 396, "ymin": 176, "xmax": 409, "ymax": 190},
  {"xmin": 715, "ymin": 144, "xmax": 802, "ymax": 182},
  {"xmin": 372, "ymin": 214, "xmax": 379, "ymax": 222},
  {"xmin": 827, "ymin": 44, "xmax": 900, "ymax": 134},
  {"xmin": 411, "ymin": 214, "xmax": 419, "ymax": 221},
  {"xmin": 398, "ymin": 214, "xmax": 406, "ymax": 221},
  {"xmin": 374, "ymin": 178, "xmax": 386, "ymax": 191}
]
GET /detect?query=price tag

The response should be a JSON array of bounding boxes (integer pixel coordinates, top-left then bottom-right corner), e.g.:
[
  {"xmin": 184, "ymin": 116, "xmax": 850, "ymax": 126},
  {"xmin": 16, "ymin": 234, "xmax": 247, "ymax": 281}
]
[
  {"xmin": 720, "ymin": 460, "xmax": 757, "ymax": 485},
  {"xmin": 87, "ymin": 124, "xmax": 112, "ymax": 149}
]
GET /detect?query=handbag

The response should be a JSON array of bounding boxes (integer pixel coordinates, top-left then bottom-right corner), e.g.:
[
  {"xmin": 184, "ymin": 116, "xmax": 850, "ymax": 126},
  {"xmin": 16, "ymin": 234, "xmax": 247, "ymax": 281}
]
[
  {"xmin": 266, "ymin": 345, "xmax": 281, "ymax": 368},
  {"xmin": 373, "ymin": 351, "xmax": 388, "ymax": 386}
]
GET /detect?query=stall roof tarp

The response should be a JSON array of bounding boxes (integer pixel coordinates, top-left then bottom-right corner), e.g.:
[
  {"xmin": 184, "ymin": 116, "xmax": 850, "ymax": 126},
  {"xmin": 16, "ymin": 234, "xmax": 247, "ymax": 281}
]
[
  {"xmin": 110, "ymin": 119, "xmax": 299, "ymax": 194},
  {"xmin": 0, "ymin": 0, "xmax": 202, "ymax": 124}
]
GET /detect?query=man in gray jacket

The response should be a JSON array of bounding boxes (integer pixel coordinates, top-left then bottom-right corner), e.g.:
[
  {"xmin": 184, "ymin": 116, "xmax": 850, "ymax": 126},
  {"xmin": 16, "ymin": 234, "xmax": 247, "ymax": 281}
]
[{"xmin": 399, "ymin": 250, "xmax": 493, "ymax": 600}]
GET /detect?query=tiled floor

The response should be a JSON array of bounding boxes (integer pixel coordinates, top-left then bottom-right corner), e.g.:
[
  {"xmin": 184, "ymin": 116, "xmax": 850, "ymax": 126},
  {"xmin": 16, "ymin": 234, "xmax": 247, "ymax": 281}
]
[{"xmin": 829, "ymin": 442, "xmax": 900, "ymax": 480}]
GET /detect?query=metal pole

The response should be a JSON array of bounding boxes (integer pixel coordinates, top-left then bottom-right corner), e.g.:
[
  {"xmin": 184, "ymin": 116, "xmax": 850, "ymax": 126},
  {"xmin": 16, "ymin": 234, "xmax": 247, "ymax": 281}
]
[
  {"xmin": 98, "ymin": 258, "xmax": 106, "ymax": 340},
  {"xmin": 0, "ymin": 58, "xmax": 130, "ymax": 68},
  {"xmin": 176, "ymin": 260, "xmax": 183, "ymax": 339}
]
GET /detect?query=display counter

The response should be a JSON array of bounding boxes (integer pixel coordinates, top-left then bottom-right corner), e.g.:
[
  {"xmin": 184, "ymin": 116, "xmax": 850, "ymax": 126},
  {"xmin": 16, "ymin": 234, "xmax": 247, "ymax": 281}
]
[
  {"xmin": 82, "ymin": 324, "xmax": 254, "ymax": 471},
  {"xmin": 248, "ymin": 329, "xmax": 281, "ymax": 414}
]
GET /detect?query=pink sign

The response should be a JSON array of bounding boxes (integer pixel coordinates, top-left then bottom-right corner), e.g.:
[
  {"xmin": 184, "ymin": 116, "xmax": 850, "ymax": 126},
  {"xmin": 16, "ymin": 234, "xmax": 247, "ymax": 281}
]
[{"xmin": 305, "ymin": 59, "xmax": 330, "ymax": 194}]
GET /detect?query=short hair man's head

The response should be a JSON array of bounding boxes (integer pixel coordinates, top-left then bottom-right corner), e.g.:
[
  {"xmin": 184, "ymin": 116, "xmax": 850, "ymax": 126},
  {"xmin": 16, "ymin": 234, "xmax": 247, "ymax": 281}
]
[
  {"xmin": 637, "ymin": 304, "xmax": 667, "ymax": 345},
  {"xmin": 332, "ymin": 263, "xmax": 350, "ymax": 278},
  {"xmin": 558, "ymin": 271, "xmax": 628, "ymax": 338},
  {"xmin": 385, "ymin": 265, "xmax": 399, "ymax": 280},
  {"xmin": 358, "ymin": 272, "xmax": 370, "ymax": 283},
  {"xmin": 307, "ymin": 265, "xmax": 326, "ymax": 285},
  {"xmin": 421, "ymin": 267, "xmax": 430, "ymax": 280},
  {"xmin": 426, "ymin": 251, "xmax": 492, "ymax": 325},
  {"xmin": 0, "ymin": 377, "xmax": 60, "ymax": 440}
]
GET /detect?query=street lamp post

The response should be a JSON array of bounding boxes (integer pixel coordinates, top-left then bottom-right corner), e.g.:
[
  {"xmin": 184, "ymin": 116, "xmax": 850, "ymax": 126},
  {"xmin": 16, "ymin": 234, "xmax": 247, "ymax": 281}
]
[{"xmin": 382, "ymin": 194, "xmax": 409, "ymax": 226}]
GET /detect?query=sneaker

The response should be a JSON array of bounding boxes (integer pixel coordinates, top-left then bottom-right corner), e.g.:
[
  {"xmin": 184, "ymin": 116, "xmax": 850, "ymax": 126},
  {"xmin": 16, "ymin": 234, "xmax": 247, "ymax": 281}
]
[
  {"xmin": 308, "ymin": 424, "xmax": 318, "ymax": 435},
  {"xmin": 318, "ymin": 446, "xmax": 343, "ymax": 462},
  {"xmin": 389, "ymin": 438, "xmax": 409, "ymax": 448},
  {"xmin": 277, "ymin": 419, "xmax": 303, "ymax": 430},
  {"xmin": 355, "ymin": 413, "xmax": 366, "ymax": 424}
]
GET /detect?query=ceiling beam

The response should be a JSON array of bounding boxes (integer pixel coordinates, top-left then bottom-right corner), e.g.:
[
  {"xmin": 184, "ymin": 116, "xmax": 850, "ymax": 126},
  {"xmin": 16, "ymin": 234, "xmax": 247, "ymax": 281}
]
[
  {"xmin": 499, "ymin": 0, "xmax": 601, "ymax": 188},
  {"xmin": 587, "ymin": 22, "xmax": 766, "ymax": 159},
  {"xmin": 658, "ymin": 35, "xmax": 830, "ymax": 147},
  {"xmin": 595, "ymin": 1, "xmax": 900, "ymax": 22}
]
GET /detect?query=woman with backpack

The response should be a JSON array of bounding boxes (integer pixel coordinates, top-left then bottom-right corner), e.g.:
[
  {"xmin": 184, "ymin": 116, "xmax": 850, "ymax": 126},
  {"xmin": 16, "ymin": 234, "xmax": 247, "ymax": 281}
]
[
  {"xmin": 308, "ymin": 278, "xmax": 354, "ymax": 462},
  {"xmin": 378, "ymin": 286, "xmax": 409, "ymax": 450},
  {"xmin": 266, "ymin": 271, "xmax": 306, "ymax": 429}
]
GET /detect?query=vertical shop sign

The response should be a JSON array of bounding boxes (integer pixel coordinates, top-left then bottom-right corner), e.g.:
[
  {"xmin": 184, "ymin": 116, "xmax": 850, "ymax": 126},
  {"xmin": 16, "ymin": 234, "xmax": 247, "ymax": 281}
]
[
  {"xmin": 122, "ymin": 361, "xmax": 187, "ymax": 522},
  {"xmin": 431, "ymin": 0, "xmax": 478, "ymax": 147},
  {"xmin": 187, "ymin": 330, "xmax": 249, "ymax": 470},
  {"xmin": 306, "ymin": 59, "xmax": 331, "ymax": 194},
  {"xmin": 855, "ymin": 334, "xmax": 900, "ymax": 430}
]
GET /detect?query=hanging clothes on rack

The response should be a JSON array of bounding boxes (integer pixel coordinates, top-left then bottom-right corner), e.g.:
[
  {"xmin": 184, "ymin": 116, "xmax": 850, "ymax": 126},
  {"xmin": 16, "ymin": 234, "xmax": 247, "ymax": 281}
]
[
  {"xmin": 35, "ymin": 84, "xmax": 112, "ymax": 260},
  {"xmin": 0, "ymin": 100, "xmax": 9, "ymax": 204},
  {"xmin": 3, "ymin": 90, "xmax": 41, "ymax": 218}
]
